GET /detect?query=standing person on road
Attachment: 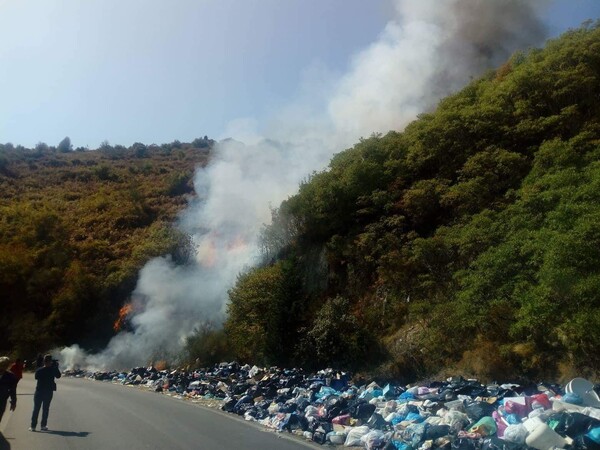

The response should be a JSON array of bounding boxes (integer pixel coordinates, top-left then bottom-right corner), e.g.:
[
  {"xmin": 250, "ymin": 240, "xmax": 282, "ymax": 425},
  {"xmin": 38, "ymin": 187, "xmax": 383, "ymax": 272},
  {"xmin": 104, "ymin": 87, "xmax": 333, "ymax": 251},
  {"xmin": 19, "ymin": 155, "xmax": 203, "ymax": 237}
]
[
  {"xmin": 0, "ymin": 356, "xmax": 17, "ymax": 424},
  {"xmin": 9, "ymin": 358, "xmax": 24, "ymax": 384},
  {"xmin": 30, "ymin": 354, "xmax": 61, "ymax": 431}
]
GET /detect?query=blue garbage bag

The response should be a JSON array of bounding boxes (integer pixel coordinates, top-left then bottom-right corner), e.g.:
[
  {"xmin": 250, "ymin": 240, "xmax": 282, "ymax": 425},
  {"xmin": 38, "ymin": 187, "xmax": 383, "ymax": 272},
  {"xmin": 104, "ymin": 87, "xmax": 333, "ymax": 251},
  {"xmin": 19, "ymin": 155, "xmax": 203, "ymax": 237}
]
[
  {"xmin": 405, "ymin": 412, "xmax": 424, "ymax": 423},
  {"xmin": 399, "ymin": 391, "xmax": 416, "ymax": 401},
  {"xmin": 392, "ymin": 441, "xmax": 410, "ymax": 450},
  {"xmin": 316, "ymin": 386, "xmax": 338, "ymax": 399}
]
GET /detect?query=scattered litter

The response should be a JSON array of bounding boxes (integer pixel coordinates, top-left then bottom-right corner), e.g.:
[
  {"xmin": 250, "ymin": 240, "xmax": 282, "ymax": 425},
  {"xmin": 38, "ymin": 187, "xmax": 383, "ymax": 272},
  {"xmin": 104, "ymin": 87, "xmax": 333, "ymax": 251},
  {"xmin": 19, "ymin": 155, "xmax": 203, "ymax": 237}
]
[{"xmin": 63, "ymin": 365, "xmax": 600, "ymax": 449}]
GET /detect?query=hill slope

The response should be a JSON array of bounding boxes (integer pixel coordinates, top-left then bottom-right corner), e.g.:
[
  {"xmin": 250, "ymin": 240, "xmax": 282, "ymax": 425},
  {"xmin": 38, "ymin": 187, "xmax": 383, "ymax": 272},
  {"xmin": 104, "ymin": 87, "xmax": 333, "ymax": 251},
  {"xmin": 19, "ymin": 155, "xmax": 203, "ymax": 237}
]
[
  {"xmin": 0, "ymin": 139, "xmax": 212, "ymax": 356},
  {"xmin": 224, "ymin": 23, "xmax": 600, "ymax": 381}
]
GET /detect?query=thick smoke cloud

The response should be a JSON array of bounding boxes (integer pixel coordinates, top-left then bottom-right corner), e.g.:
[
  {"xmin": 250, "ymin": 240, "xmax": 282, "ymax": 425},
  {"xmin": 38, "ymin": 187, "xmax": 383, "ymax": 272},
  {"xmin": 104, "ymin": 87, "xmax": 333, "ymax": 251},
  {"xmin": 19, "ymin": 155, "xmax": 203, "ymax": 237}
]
[
  {"xmin": 60, "ymin": 0, "xmax": 547, "ymax": 370},
  {"xmin": 329, "ymin": 0, "xmax": 546, "ymax": 138}
]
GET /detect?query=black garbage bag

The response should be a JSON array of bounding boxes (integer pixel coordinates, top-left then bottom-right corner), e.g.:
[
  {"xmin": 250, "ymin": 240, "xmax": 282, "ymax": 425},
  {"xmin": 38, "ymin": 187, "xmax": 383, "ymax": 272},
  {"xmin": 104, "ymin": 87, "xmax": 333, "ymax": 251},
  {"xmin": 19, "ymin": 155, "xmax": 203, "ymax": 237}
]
[
  {"xmin": 254, "ymin": 409, "xmax": 269, "ymax": 420},
  {"xmin": 326, "ymin": 406, "xmax": 342, "ymax": 421},
  {"xmin": 436, "ymin": 388, "xmax": 457, "ymax": 402},
  {"xmin": 282, "ymin": 413, "xmax": 309, "ymax": 432},
  {"xmin": 572, "ymin": 434, "xmax": 600, "ymax": 450},
  {"xmin": 554, "ymin": 412, "xmax": 600, "ymax": 439},
  {"xmin": 352, "ymin": 402, "xmax": 376, "ymax": 420},
  {"xmin": 517, "ymin": 382, "xmax": 540, "ymax": 396},
  {"xmin": 452, "ymin": 438, "xmax": 480, "ymax": 450},
  {"xmin": 234, "ymin": 394, "xmax": 253, "ymax": 408},
  {"xmin": 256, "ymin": 399, "xmax": 271, "ymax": 410},
  {"xmin": 233, "ymin": 382, "xmax": 249, "ymax": 395},
  {"xmin": 262, "ymin": 385, "xmax": 277, "ymax": 398},
  {"xmin": 336, "ymin": 396, "xmax": 349, "ymax": 410},
  {"xmin": 454, "ymin": 380, "xmax": 487, "ymax": 398},
  {"xmin": 424, "ymin": 425, "xmax": 451, "ymax": 440},
  {"xmin": 312, "ymin": 429, "xmax": 327, "ymax": 445},
  {"xmin": 481, "ymin": 437, "xmax": 526, "ymax": 450},
  {"xmin": 222, "ymin": 398, "xmax": 237, "ymax": 412},
  {"xmin": 465, "ymin": 401, "xmax": 496, "ymax": 422},
  {"xmin": 235, "ymin": 403, "xmax": 254, "ymax": 416},
  {"xmin": 280, "ymin": 402, "xmax": 295, "ymax": 413},
  {"xmin": 309, "ymin": 420, "xmax": 333, "ymax": 434},
  {"xmin": 326, "ymin": 395, "xmax": 340, "ymax": 408},
  {"xmin": 296, "ymin": 398, "xmax": 310, "ymax": 412}
]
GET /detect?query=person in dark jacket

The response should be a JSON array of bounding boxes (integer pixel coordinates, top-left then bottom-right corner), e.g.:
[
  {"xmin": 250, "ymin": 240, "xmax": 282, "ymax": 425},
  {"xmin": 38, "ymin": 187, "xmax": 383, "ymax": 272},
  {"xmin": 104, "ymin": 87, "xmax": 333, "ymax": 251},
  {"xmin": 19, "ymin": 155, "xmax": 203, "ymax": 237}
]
[
  {"xmin": 0, "ymin": 356, "xmax": 17, "ymax": 424},
  {"xmin": 30, "ymin": 354, "xmax": 61, "ymax": 431}
]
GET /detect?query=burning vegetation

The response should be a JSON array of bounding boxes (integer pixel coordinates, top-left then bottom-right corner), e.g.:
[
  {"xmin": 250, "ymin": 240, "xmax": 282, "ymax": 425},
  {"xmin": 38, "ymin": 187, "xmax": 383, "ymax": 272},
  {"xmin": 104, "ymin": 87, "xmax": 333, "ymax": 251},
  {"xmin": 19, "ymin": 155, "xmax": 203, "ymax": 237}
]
[{"xmin": 113, "ymin": 303, "xmax": 134, "ymax": 332}]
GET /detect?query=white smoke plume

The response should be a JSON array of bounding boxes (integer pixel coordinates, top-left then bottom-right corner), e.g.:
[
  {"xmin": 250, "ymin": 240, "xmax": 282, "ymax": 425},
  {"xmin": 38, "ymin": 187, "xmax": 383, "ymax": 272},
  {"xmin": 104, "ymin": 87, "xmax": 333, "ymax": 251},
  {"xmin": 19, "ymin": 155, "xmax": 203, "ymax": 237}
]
[{"xmin": 60, "ymin": 0, "xmax": 547, "ymax": 370}]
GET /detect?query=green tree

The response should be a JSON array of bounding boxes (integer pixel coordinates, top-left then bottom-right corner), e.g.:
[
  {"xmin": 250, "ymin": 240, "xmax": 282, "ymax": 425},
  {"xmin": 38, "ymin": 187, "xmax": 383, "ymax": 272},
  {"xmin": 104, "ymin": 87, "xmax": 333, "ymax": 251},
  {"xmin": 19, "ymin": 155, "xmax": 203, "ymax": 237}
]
[{"xmin": 57, "ymin": 136, "xmax": 72, "ymax": 153}]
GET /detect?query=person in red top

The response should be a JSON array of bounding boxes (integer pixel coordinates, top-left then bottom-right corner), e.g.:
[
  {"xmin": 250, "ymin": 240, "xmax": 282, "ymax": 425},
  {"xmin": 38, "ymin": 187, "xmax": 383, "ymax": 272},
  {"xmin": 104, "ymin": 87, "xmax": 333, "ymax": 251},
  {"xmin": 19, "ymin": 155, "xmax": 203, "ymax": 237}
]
[{"xmin": 9, "ymin": 358, "xmax": 24, "ymax": 384}]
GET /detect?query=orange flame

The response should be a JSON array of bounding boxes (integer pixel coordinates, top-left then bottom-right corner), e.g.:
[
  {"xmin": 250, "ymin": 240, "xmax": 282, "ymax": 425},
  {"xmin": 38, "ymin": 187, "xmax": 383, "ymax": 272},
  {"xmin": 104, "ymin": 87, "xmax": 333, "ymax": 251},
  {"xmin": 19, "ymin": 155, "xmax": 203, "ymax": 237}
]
[
  {"xmin": 199, "ymin": 239, "xmax": 217, "ymax": 268},
  {"xmin": 197, "ymin": 233, "xmax": 248, "ymax": 268},
  {"xmin": 227, "ymin": 235, "xmax": 248, "ymax": 252},
  {"xmin": 113, "ymin": 303, "xmax": 133, "ymax": 332}
]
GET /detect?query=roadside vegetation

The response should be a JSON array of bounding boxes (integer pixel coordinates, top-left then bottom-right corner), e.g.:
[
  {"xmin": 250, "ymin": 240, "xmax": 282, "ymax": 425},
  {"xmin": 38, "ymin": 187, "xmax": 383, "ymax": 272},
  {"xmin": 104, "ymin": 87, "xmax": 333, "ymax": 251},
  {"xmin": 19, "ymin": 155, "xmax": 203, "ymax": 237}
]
[
  {"xmin": 0, "ymin": 137, "xmax": 213, "ymax": 356},
  {"xmin": 219, "ymin": 23, "xmax": 600, "ymax": 382}
]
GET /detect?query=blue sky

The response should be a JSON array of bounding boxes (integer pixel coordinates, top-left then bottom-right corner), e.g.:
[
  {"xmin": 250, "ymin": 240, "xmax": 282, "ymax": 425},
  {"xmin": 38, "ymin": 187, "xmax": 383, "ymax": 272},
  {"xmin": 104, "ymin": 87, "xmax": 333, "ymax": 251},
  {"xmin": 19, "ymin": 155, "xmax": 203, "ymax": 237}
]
[{"xmin": 0, "ymin": 0, "xmax": 598, "ymax": 149}]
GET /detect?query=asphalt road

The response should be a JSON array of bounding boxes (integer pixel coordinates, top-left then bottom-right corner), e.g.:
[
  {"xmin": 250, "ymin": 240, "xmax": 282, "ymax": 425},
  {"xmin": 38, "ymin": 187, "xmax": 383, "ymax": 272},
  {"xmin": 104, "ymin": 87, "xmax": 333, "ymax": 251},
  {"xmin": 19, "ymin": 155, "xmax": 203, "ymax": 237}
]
[{"xmin": 0, "ymin": 373, "xmax": 317, "ymax": 450}]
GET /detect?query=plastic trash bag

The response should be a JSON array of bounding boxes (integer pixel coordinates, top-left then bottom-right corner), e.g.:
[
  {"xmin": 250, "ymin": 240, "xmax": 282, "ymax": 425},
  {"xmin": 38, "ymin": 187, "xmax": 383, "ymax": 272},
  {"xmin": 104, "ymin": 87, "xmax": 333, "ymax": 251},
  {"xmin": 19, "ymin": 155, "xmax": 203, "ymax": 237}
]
[
  {"xmin": 391, "ymin": 441, "xmax": 411, "ymax": 450},
  {"xmin": 333, "ymin": 414, "xmax": 352, "ymax": 425},
  {"xmin": 352, "ymin": 402, "xmax": 376, "ymax": 420},
  {"xmin": 425, "ymin": 416, "xmax": 444, "ymax": 426},
  {"xmin": 402, "ymin": 422, "xmax": 427, "ymax": 447},
  {"xmin": 316, "ymin": 386, "xmax": 338, "ymax": 399},
  {"xmin": 530, "ymin": 393, "xmax": 551, "ymax": 410},
  {"xmin": 503, "ymin": 400, "xmax": 529, "ymax": 419},
  {"xmin": 361, "ymin": 430, "xmax": 386, "ymax": 450},
  {"xmin": 571, "ymin": 435, "xmax": 600, "ymax": 450},
  {"xmin": 281, "ymin": 413, "xmax": 308, "ymax": 432},
  {"xmin": 305, "ymin": 405, "xmax": 320, "ymax": 418},
  {"xmin": 465, "ymin": 401, "xmax": 496, "ymax": 422},
  {"xmin": 442, "ymin": 409, "xmax": 470, "ymax": 431},
  {"xmin": 222, "ymin": 398, "xmax": 236, "ymax": 412},
  {"xmin": 481, "ymin": 437, "xmax": 525, "ymax": 450},
  {"xmin": 424, "ymin": 425, "xmax": 451, "ymax": 440},
  {"xmin": 589, "ymin": 427, "xmax": 600, "ymax": 444},
  {"xmin": 345, "ymin": 426, "xmax": 371, "ymax": 447},
  {"xmin": 368, "ymin": 412, "xmax": 389, "ymax": 430},
  {"xmin": 327, "ymin": 431, "xmax": 347, "ymax": 445},
  {"xmin": 503, "ymin": 424, "xmax": 528, "ymax": 444},
  {"xmin": 492, "ymin": 410, "xmax": 508, "ymax": 437},
  {"xmin": 313, "ymin": 429, "xmax": 327, "ymax": 445},
  {"xmin": 268, "ymin": 402, "xmax": 281, "ymax": 415},
  {"xmin": 451, "ymin": 437, "xmax": 478, "ymax": 450},
  {"xmin": 399, "ymin": 391, "xmax": 416, "ymax": 401},
  {"xmin": 405, "ymin": 412, "xmax": 425, "ymax": 423},
  {"xmin": 381, "ymin": 400, "xmax": 398, "ymax": 418}
]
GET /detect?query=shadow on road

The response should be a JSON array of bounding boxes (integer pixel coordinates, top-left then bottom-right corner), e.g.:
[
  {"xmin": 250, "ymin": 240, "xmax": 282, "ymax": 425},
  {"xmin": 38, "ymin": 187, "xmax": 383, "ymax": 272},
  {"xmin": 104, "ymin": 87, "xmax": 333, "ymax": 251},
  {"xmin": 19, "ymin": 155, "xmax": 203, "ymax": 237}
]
[
  {"xmin": 42, "ymin": 430, "xmax": 90, "ymax": 437},
  {"xmin": 0, "ymin": 432, "xmax": 10, "ymax": 450}
]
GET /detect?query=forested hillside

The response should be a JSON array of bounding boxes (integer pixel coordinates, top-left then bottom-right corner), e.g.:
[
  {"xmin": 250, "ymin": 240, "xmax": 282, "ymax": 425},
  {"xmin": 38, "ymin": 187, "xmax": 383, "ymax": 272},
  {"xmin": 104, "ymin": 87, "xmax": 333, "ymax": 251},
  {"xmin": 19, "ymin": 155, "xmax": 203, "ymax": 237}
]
[
  {"xmin": 222, "ymin": 23, "xmax": 600, "ymax": 382},
  {"xmin": 0, "ymin": 138, "xmax": 213, "ymax": 356}
]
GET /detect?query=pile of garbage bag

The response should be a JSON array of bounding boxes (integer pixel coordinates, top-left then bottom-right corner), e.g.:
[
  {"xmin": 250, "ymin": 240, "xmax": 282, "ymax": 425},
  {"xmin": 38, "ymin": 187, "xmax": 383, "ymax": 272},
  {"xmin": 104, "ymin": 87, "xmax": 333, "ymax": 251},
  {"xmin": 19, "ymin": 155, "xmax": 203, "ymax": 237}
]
[{"xmin": 66, "ymin": 364, "xmax": 600, "ymax": 449}]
